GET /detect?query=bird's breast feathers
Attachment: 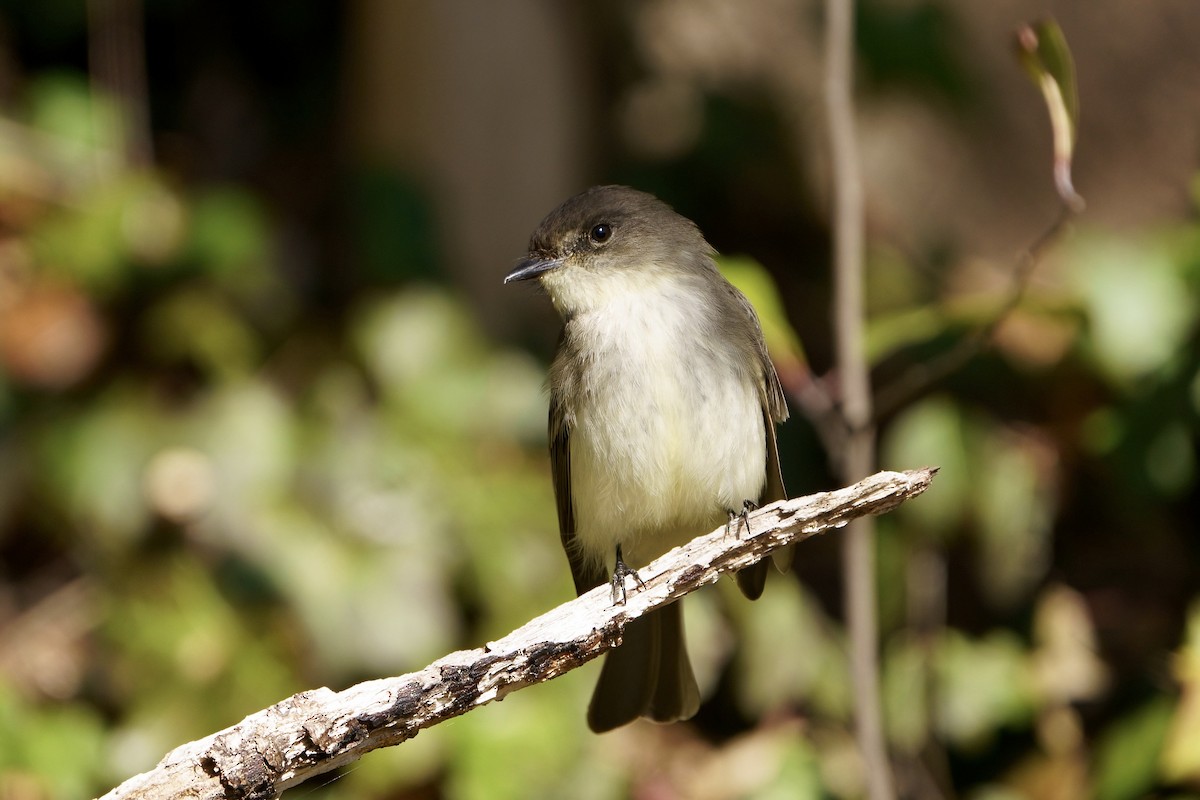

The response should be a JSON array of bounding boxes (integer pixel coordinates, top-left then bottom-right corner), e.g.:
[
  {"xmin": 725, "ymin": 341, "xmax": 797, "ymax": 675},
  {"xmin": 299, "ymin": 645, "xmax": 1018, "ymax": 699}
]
[{"xmin": 555, "ymin": 283, "xmax": 768, "ymax": 566}]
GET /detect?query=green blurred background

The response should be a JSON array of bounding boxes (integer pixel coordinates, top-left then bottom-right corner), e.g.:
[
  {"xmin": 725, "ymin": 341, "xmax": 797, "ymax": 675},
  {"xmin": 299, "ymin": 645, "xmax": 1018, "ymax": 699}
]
[{"xmin": 1, "ymin": 2, "xmax": 1198, "ymax": 798}]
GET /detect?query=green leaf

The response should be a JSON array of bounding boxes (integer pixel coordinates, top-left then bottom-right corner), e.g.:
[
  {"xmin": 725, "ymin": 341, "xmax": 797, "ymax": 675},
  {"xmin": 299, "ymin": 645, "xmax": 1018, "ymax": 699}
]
[
  {"xmin": 1093, "ymin": 696, "xmax": 1173, "ymax": 800},
  {"xmin": 1163, "ymin": 601, "xmax": 1200, "ymax": 783},
  {"xmin": 934, "ymin": 630, "xmax": 1034, "ymax": 749},
  {"xmin": 141, "ymin": 289, "xmax": 262, "ymax": 380},
  {"xmin": 880, "ymin": 397, "xmax": 972, "ymax": 539},
  {"xmin": 1066, "ymin": 233, "xmax": 1193, "ymax": 385},
  {"xmin": 974, "ymin": 430, "xmax": 1054, "ymax": 609},
  {"xmin": 730, "ymin": 579, "xmax": 851, "ymax": 720},
  {"xmin": 26, "ymin": 71, "xmax": 125, "ymax": 169},
  {"xmin": 883, "ymin": 634, "xmax": 932, "ymax": 753},
  {"xmin": 1014, "ymin": 18, "xmax": 1084, "ymax": 210},
  {"xmin": 185, "ymin": 187, "xmax": 272, "ymax": 290}
]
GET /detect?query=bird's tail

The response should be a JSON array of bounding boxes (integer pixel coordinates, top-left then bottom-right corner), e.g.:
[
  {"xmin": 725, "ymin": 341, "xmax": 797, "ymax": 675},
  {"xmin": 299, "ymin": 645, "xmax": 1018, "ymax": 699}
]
[{"xmin": 586, "ymin": 601, "xmax": 700, "ymax": 732}]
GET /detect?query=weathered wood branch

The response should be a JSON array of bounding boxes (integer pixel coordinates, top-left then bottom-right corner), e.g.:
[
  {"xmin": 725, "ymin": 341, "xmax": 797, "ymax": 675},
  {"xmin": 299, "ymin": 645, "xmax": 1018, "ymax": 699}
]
[{"xmin": 99, "ymin": 467, "xmax": 937, "ymax": 800}]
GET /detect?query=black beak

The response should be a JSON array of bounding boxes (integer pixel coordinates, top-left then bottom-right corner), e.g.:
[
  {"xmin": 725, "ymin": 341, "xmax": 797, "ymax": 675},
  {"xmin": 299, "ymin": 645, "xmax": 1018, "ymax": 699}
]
[{"xmin": 504, "ymin": 255, "xmax": 561, "ymax": 284}]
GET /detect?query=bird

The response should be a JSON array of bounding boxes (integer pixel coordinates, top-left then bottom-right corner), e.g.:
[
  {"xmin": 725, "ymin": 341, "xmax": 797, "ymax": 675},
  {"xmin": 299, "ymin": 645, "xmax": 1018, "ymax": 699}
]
[{"xmin": 504, "ymin": 185, "xmax": 789, "ymax": 732}]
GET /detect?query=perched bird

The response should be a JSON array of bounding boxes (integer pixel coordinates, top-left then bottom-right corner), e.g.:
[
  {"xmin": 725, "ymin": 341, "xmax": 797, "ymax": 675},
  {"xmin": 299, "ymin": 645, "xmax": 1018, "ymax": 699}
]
[{"xmin": 505, "ymin": 185, "xmax": 789, "ymax": 732}]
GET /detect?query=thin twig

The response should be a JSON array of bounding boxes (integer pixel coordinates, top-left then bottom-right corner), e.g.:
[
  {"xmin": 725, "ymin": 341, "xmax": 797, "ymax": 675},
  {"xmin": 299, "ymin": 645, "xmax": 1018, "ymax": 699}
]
[
  {"xmin": 87, "ymin": 0, "xmax": 153, "ymax": 167},
  {"xmin": 778, "ymin": 365, "xmax": 849, "ymax": 458},
  {"xmin": 824, "ymin": 0, "xmax": 896, "ymax": 798},
  {"xmin": 873, "ymin": 203, "xmax": 1076, "ymax": 418}
]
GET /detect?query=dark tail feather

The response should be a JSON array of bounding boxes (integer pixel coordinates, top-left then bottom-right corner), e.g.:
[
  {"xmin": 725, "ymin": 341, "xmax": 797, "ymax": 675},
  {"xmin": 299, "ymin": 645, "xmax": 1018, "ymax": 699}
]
[
  {"xmin": 647, "ymin": 601, "xmax": 700, "ymax": 722},
  {"xmin": 735, "ymin": 559, "xmax": 769, "ymax": 600},
  {"xmin": 587, "ymin": 602, "xmax": 699, "ymax": 732}
]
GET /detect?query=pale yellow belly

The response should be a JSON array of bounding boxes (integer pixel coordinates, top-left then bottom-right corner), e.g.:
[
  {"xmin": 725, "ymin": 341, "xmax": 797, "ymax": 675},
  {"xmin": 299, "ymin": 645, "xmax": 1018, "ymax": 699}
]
[{"xmin": 569, "ymin": 365, "xmax": 766, "ymax": 572}]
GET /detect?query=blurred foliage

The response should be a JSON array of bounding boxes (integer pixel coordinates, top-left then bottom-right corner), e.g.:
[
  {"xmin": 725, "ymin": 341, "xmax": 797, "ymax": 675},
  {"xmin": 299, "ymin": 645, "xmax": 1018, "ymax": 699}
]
[
  {"xmin": 0, "ymin": 59, "xmax": 570, "ymax": 798},
  {"xmin": 0, "ymin": 4, "xmax": 1199, "ymax": 800}
]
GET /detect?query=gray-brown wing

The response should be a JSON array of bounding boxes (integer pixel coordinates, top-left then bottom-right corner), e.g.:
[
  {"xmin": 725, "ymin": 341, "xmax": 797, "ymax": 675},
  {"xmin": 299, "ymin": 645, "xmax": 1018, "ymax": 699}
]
[
  {"xmin": 729, "ymin": 281, "xmax": 792, "ymax": 597},
  {"xmin": 760, "ymin": 335, "xmax": 789, "ymax": 504},
  {"xmin": 761, "ymin": 345, "xmax": 795, "ymax": 573},
  {"xmin": 549, "ymin": 393, "xmax": 608, "ymax": 597},
  {"xmin": 735, "ymin": 389, "xmax": 792, "ymax": 598},
  {"xmin": 713, "ymin": 276, "xmax": 790, "ymax": 421}
]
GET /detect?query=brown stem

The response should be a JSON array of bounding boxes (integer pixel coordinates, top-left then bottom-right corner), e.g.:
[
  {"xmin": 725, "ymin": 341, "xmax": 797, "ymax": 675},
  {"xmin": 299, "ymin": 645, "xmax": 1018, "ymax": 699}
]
[{"xmin": 824, "ymin": 0, "xmax": 896, "ymax": 798}]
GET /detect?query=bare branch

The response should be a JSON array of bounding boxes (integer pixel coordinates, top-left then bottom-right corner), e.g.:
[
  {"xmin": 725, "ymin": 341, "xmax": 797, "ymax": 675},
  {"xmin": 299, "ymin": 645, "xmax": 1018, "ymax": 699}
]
[{"xmin": 99, "ymin": 468, "xmax": 937, "ymax": 800}]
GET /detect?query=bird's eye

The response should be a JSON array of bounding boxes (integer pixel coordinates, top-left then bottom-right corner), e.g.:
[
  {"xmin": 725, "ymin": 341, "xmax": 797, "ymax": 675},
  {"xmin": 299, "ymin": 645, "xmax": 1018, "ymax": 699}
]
[{"xmin": 589, "ymin": 223, "xmax": 612, "ymax": 244}]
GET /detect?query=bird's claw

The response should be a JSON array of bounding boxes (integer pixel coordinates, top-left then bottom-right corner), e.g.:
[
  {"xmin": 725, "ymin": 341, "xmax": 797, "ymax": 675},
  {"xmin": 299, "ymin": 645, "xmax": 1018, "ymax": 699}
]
[
  {"xmin": 610, "ymin": 544, "xmax": 645, "ymax": 605},
  {"xmin": 725, "ymin": 499, "xmax": 758, "ymax": 539}
]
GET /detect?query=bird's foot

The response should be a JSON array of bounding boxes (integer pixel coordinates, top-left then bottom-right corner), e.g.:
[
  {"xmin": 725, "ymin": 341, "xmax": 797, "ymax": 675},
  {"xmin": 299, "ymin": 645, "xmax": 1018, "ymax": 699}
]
[
  {"xmin": 725, "ymin": 499, "xmax": 759, "ymax": 538},
  {"xmin": 610, "ymin": 544, "xmax": 645, "ymax": 605}
]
